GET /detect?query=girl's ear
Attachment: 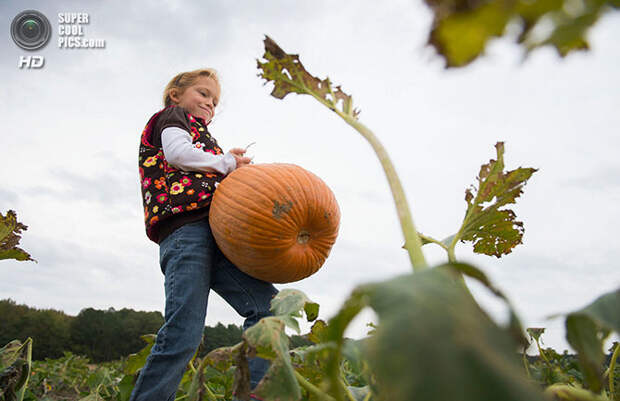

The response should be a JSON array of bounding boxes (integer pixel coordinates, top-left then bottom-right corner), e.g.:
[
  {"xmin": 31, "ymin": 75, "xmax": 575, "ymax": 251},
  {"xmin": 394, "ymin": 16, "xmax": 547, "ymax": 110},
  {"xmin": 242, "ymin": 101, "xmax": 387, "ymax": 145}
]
[{"xmin": 169, "ymin": 88, "xmax": 180, "ymax": 104}]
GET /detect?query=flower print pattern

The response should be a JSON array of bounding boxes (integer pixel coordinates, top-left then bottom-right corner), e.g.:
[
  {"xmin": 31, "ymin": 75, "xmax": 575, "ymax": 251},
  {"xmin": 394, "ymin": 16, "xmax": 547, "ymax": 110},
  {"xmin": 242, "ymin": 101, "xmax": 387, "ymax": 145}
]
[
  {"xmin": 139, "ymin": 105, "xmax": 226, "ymax": 243},
  {"xmin": 197, "ymin": 191, "xmax": 211, "ymax": 201},
  {"xmin": 170, "ymin": 182, "xmax": 184, "ymax": 195},
  {"xmin": 154, "ymin": 177, "xmax": 166, "ymax": 190},
  {"xmin": 157, "ymin": 193, "xmax": 168, "ymax": 203},
  {"xmin": 143, "ymin": 156, "xmax": 157, "ymax": 167}
]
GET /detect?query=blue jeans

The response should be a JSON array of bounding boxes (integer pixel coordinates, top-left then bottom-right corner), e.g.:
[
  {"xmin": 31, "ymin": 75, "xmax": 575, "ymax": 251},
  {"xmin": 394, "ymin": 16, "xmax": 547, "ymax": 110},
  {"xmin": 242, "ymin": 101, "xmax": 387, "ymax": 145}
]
[{"xmin": 129, "ymin": 217, "xmax": 279, "ymax": 401}]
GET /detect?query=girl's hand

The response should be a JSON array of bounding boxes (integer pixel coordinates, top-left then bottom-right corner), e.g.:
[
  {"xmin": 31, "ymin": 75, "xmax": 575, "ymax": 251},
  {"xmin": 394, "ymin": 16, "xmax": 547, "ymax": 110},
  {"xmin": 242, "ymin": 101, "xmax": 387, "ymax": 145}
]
[
  {"xmin": 230, "ymin": 142, "xmax": 256, "ymax": 167},
  {"xmin": 229, "ymin": 148, "xmax": 246, "ymax": 156},
  {"xmin": 233, "ymin": 154, "xmax": 253, "ymax": 168},
  {"xmin": 230, "ymin": 142, "xmax": 256, "ymax": 157}
]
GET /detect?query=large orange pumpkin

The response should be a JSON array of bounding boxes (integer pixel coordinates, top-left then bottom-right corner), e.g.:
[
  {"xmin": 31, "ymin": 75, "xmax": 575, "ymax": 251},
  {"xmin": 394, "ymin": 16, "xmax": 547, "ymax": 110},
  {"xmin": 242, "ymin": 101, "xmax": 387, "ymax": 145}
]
[{"xmin": 209, "ymin": 163, "xmax": 340, "ymax": 283}]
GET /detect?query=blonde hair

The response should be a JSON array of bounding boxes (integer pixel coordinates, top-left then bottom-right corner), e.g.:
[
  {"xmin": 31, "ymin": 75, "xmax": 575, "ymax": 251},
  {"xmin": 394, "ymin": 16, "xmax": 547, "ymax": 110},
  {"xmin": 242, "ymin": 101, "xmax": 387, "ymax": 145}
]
[{"xmin": 163, "ymin": 68, "xmax": 221, "ymax": 107}]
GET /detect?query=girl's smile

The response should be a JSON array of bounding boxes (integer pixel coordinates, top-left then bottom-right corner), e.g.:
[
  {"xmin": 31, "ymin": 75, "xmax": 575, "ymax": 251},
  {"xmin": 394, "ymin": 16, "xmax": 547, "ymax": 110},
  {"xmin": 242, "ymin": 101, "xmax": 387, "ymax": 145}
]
[{"xmin": 169, "ymin": 76, "xmax": 220, "ymax": 124}]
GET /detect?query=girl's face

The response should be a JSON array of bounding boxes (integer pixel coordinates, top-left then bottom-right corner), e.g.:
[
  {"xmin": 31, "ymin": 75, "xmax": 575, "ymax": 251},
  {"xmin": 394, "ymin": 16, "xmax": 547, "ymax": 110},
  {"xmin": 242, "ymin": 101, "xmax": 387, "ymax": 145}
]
[{"xmin": 170, "ymin": 76, "xmax": 220, "ymax": 124}]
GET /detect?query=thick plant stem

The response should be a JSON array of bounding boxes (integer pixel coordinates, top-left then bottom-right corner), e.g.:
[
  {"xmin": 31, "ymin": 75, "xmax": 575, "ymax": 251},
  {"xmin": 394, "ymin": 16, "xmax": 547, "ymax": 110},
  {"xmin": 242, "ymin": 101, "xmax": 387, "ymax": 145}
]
[
  {"xmin": 294, "ymin": 370, "xmax": 336, "ymax": 401},
  {"xmin": 608, "ymin": 342, "xmax": 619, "ymax": 399},
  {"xmin": 306, "ymin": 91, "xmax": 428, "ymax": 271},
  {"xmin": 447, "ymin": 246, "xmax": 457, "ymax": 263},
  {"xmin": 289, "ymin": 73, "xmax": 427, "ymax": 271},
  {"xmin": 534, "ymin": 338, "xmax": 551, "ymax": 367},
  {"xmin": 342, "ymin": 117, "xmax": 427, "ymax": 271}
]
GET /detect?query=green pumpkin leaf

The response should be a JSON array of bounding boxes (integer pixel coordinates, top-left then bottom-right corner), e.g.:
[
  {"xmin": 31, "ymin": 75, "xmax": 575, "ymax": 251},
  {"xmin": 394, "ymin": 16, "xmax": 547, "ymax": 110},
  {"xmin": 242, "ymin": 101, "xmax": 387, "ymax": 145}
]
[
  {"xmin": 365, "ymin": 267, "xmax": 545, "ymax": 401},
  {"xmin": 540, "ymin": 11, "xmax": 598, "ymax": 56},
  {"xmin": 257, "ymin": 36, "xmax": 360, "ymax": 119},
  {"xmin": 0, "ymin": 338, "xmax": 32, "ymax": 400},
  {"xmin": 427, "ymin": 0, "xmax": 513, "ymax": 68},
  {"xmin": 341, "ymin": 338, "xmax": 369, "ymax": 380},
  {"xmin": 243, "ymin": 317, "xmax": 301, "ymax": 401},
  {"xmin": 457, "ymin": 142, "xmax": 537, "ymax": 257},
  {"xmin": 326, "ymin": 265, "xmax": 545, "ymax": 401},
  {"xmin": 117, "ymin": 375, "xmax": 135, "ymax": 401},
  {"xmin": 124, "ymin": 334, "xmax": 156, "ymax": 375},
  {"xmin": 204, "ymin": 343, "xmax": 241, "ymax": 372},
  {"xmin": 423, "ymin": 0, "xmax": 616, "ymax": 67},
  {"xmin": 0, "ymin": 210, "xmax": 35, "ymax": 262},
  {"xmin": 270, "ymin": 288, "xmax": 320, "ymax": 334},
  {"xmin": 308, "ymin": 319, "xmax": 329, "ymax": 344},
  {"xmin": 565, "ymin": 288, "xmax": 620, "ymax": 392}
]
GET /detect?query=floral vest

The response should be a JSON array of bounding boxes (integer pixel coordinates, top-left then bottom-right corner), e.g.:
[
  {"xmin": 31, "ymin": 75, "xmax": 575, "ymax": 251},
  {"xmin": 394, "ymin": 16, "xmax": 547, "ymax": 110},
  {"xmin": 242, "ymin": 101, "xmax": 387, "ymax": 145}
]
[{"xmin": 138, "ymin": 105, "xmax": 226, "ymax": 243}]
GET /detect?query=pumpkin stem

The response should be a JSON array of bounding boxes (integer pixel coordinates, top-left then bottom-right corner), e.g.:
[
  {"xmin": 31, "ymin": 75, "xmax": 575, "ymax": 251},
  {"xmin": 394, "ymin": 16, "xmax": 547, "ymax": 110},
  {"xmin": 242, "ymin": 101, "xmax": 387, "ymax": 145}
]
[{"xmin": 297, "ymin": 230, "xmax": 311, "ymax": 244}]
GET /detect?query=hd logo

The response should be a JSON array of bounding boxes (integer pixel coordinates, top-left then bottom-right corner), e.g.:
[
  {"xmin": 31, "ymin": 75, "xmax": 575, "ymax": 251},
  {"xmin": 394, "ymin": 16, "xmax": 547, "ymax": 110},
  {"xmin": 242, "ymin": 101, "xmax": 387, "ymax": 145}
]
[
  {"xmin": 18, "ymin": 56, "xmax": 45, "ymax": 69},
  {"xmin": 11, "ymin": 10, "xmax": 51, "ymax": 69}
]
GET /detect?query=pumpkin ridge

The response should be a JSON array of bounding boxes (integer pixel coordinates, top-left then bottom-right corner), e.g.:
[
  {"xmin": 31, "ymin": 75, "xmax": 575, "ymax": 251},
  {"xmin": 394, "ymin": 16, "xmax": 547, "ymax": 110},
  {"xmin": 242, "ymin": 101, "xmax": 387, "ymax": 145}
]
[
  {"xmin": 224, "ymin": 170, "xmax": 299, "ymax": 233},
  {"xmin": 236, "ymin": 164, "xmax": 302, "ymax": 229},
  {"xmin": 295, "ymin": 169, "xmax": 324, "ymax": 234},
  {"xmin": 277, "ymin": 164, "xmax": 312, "ymax": 226},
  {"xmin": 260, "ymin": 164, "xmax": 305, "ymax": 227},
  {"xmin": 216, "ymin": 181, "xmax": 297, "ymax": 234},
  {"xmin": 227, "ymin": 168, "xmax": 284, "ymax": 208}
]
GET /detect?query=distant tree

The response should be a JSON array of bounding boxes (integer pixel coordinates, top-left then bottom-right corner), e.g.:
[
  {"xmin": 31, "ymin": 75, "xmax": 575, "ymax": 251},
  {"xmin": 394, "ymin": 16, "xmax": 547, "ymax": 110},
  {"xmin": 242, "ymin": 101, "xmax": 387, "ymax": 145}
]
[
  {"xmin": 201, "ymin": 323, "xmax": 243, "ymax": 355},
  {"xmin": 70, "ymin": 307, "xmax": 163, "ymax": 362},
  {"xmin": 0, "ymin": 299, "xmax": 71, "ymax": 359}
]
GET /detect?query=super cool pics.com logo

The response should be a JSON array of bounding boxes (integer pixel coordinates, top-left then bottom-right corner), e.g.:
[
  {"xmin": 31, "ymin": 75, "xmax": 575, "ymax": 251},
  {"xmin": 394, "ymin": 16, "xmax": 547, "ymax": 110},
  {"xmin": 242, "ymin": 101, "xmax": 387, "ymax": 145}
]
[{"xmin": 11, "ymin": 9, "xmax": 106, "ymax": 69}]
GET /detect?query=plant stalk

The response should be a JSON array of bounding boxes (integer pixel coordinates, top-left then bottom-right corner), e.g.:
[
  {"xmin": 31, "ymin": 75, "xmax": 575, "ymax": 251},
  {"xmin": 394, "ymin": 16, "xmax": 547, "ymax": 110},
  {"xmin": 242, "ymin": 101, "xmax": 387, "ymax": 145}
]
[
  {"xmin": 16, "ymin": 337, "xmax": 33, "ymax": 401},
  {"xmin": 308, "ymin": 91, "xmax": 428, "ymax": 271},
  {"xmin": 522, "ymin": 347, "xmax": 531, "ymax": 379},
  {"xmin": 343, "ymin": 116, "xmax": 427, "ymax": 270},
  {"xmin": 608, "ymin": 342, "xmax": 619, "ymax": 399},
  {"xmin": 294, "ymin": 370, "xmax": 336, "ymax": 401}
]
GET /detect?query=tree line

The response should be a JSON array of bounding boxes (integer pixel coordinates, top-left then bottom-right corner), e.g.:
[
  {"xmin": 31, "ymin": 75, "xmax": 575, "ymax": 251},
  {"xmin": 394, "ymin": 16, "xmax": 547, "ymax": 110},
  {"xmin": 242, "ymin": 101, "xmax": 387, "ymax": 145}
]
[{"xmin": 0, "ymin": 299, "xmax": 311, "ymax": 362}]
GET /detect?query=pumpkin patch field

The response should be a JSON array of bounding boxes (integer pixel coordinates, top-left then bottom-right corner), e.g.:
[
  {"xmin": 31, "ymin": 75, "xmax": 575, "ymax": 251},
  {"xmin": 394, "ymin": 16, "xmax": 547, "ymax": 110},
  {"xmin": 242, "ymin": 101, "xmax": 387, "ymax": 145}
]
[{"xmin": 2, "ymin": 37, "xmax": 619, "ymax": 401}]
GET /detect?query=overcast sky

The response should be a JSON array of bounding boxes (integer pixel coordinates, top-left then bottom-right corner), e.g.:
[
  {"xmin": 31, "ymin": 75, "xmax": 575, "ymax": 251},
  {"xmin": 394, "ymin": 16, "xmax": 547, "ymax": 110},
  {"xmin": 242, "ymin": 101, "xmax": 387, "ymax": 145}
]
[{"xmin": 1, "ymin": 0, "xmax": 618, "ymax": 354}]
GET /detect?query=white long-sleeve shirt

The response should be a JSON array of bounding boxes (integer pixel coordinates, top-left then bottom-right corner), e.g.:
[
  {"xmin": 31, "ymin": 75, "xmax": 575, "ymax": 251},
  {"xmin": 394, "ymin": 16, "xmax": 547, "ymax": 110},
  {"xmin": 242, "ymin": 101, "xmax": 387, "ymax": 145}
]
[{"xmin": 161, "ymin": 126, "xmax": 237, "ymax": 175}]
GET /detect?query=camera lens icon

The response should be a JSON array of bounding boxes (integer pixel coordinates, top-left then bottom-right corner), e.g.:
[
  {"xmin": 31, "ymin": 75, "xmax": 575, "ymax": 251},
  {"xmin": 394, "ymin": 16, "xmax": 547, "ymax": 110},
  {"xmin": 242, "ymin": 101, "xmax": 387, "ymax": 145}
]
[{"xmin": 11, "ymin": 10, "xmax": 51, "ymax": 51}]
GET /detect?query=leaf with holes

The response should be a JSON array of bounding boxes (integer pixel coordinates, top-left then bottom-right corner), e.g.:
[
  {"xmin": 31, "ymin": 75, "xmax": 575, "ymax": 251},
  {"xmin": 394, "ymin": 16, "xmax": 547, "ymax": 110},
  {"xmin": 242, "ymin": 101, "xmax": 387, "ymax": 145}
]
[
  {"xmin": 456, "ymin": 142, "xmax": 536, "ymax": 257},
  {"xmin": 257, "ymin": 35, "xmax": 360, "ymax": 119},
  {"xmin": 0, "ymin": 210, "xmax": 35, "ymax": 262}
]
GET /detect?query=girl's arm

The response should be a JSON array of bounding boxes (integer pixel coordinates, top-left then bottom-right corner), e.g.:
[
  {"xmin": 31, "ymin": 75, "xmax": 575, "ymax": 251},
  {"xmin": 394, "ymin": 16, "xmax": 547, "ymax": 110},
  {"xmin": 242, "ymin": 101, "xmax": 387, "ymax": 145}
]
[{"xmin": 161, "ymin": 127, "xmax": 237, "ymax": 175}]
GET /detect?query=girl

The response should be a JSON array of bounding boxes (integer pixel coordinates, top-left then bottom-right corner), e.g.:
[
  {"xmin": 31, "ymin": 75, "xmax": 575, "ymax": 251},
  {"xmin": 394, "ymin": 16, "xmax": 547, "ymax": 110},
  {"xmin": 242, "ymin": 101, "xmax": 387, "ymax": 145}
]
[{"xmin": 133, "ymin": 68, "xmax": 278, "ymax": 401}]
